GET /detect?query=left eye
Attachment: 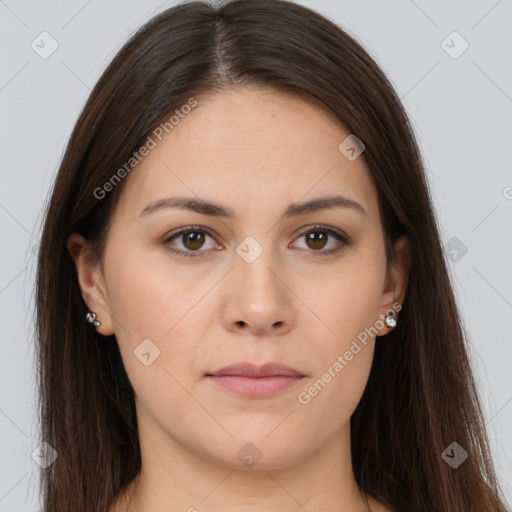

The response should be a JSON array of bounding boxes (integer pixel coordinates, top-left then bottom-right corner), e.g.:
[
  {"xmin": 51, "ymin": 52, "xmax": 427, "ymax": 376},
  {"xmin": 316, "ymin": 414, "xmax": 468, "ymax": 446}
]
[{"xmin": 162, "ymin": 225, "xmax": 349, "ymax": 258}]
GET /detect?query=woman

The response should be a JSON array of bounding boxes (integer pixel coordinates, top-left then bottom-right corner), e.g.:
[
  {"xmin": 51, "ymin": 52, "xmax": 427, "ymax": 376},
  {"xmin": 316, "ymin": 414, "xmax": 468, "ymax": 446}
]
[{"xmin": 35, "ymin": 1, "xmax": 510, "ymax": 511}]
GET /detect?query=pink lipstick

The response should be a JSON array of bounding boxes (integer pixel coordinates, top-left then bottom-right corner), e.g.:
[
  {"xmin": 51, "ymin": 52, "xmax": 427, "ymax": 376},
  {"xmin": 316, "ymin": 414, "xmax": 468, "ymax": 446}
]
[{"xmin": 206, "ymin": 362, "xmax": 306, "ymax": 398}]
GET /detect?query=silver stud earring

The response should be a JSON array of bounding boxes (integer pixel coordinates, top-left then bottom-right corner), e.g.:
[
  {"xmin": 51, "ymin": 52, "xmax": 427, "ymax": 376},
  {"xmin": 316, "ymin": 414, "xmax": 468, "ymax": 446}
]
[
  {"xmin": 385, "ymin": 309, "xmax": 397, "ymax": 328},
  {"xmin": 86, "ymin": 311, "xmax": 101, "ymax": 329}
]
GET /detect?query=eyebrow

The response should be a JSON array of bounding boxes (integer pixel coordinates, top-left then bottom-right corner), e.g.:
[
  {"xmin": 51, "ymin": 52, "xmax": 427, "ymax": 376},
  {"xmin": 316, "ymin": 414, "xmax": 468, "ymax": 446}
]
[{"xmin": 139, "ymin": 194, "xmax": 368, "ymax": 220}]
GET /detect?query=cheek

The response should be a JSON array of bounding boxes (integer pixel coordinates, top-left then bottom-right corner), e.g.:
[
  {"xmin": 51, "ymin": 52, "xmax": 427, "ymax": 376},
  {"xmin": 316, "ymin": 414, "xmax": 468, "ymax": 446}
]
[
  {"xmin": 321, "ymin": 264, "xmax": 383, "ymax": 343},
  {"xmin": 297, "ymin": 264, "xmax": 382, "ymax": 416},
  {"xmin": 299, "ymin": 303, "xmax": 377, "ymax": 430},
  {"xmin": 103, "ymin": 246, "xmax": 208, "ymax": 384},
  {"xmin": 104, "ymin": 244, "xmax": 182, "ymax": 335},
  {"xmin": 300, "ymin": 352, "xmax": 373, "ymax": 439},
  {"xmin": 108, "ymin": 273, "xmax": 166, "ymax": 335}
]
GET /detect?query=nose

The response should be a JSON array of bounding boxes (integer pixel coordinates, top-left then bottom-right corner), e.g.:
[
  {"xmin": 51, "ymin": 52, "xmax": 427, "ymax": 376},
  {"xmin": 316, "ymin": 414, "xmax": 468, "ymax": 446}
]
[{"xmin": 220, "ymin": 248, "xmax": 295, "ymax": 337}]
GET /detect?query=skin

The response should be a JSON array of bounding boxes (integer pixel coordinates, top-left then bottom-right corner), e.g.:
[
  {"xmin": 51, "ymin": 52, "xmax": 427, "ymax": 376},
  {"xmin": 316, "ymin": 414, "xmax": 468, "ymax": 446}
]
[{"xmin": 68, "ymin": 86, "xmax": 410, "ymax": 512}]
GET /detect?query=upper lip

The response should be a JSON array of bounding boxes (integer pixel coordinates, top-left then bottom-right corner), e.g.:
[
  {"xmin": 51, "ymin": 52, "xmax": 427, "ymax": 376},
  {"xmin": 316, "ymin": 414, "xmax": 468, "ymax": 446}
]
[{"xmin": 207, "ymin": 362, "xmax": 305, "ymax": 378}]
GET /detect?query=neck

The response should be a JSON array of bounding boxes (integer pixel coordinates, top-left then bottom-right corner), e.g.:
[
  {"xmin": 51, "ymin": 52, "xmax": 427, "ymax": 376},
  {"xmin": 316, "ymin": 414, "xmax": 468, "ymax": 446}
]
[{"xmin": 112, "ymin": 407, "xmax": 372, "ymax": 512}]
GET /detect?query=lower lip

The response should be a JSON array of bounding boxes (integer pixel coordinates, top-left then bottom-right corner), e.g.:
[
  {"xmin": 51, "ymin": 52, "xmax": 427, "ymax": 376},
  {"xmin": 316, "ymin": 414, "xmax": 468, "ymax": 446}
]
[{"xmin": 206, "ymin": 375, "xmax": 305, "ymax": 398}]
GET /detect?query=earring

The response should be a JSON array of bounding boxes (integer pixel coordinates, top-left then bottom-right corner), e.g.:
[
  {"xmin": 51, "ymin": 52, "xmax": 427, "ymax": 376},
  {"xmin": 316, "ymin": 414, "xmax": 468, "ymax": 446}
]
[
  {"xmin": 86, "ymin": 311, "xmax": 101, "ymax": 329},
  {"xmin": 385, "ymin": 309, "xmax": 397, "ymax": 328}
]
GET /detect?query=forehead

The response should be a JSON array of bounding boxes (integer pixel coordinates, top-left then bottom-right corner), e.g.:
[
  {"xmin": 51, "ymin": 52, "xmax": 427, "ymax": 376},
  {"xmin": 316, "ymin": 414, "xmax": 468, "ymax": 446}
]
[{"xmin": 116, "ymin": 87, "xmax": 379, "ymax": 223}]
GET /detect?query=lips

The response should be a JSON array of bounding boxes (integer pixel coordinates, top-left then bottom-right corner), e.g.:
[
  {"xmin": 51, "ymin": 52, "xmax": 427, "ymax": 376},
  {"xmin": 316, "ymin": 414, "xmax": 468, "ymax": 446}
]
[
  {"xmin": 207, "ymin": 362, "xmax": 305, "ymax": 378},
  {"xmin": 206, "ymin": 362, "xmax": 306, "ymax": 398}
]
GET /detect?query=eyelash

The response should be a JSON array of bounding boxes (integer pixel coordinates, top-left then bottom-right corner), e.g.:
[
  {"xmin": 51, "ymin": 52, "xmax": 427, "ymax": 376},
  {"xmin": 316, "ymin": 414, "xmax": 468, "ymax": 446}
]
[{"xmin": 162, "ymin": 224, "xmax": 350, "ymax": 259}]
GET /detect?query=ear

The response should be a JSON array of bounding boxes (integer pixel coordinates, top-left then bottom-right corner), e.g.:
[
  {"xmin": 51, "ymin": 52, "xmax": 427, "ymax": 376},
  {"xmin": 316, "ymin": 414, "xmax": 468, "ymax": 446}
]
[
  {"xmin": 377, "ymin": 235, "xmax": 411, "ymax": 336},
  {"xmin": 66, "ymin": 233, "xmax": 115, "ymax": 336}
]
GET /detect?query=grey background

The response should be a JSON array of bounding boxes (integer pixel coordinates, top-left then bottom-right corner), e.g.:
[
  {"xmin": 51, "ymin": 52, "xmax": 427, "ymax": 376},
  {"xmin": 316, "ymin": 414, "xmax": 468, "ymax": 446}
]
[{"xmin": 0, "ymin": 0, "xmax": 511, "ymax": 509}]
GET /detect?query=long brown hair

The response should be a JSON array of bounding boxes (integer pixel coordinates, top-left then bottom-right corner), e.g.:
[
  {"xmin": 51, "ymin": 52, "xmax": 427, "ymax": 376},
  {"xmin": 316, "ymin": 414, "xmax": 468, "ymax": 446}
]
[{"xmin": 35, "ymin": 1, "xmax": 510, "ymax": 510}]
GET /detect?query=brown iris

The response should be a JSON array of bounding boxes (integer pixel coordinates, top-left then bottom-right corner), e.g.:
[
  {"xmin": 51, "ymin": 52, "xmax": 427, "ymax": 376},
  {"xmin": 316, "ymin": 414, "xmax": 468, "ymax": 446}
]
[
  {"xmin": 305, "ymin": 230, "xmax": 328, "ymax": 250},
  {"xmin": 181, "ymin": 231, "xmax": 206, "ymax": 250}
]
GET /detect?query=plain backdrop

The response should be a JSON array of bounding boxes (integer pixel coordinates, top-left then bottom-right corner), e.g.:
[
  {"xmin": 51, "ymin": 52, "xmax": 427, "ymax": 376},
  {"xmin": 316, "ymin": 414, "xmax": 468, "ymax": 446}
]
[{"xmin": 0, "ymin": 0, "xmax": 511, "ymax": 509}]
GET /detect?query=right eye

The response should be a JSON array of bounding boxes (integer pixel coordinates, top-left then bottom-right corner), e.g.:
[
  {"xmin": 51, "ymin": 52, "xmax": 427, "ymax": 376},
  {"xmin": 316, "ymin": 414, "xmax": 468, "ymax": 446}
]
[{"xmin": 162, "ymin": 226, "xmax": 220, "ymax": 258}]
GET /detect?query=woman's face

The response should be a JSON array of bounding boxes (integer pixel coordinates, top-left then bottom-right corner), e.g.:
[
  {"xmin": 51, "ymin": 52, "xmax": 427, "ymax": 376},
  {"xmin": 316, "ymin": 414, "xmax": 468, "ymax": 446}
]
[{"xmin": 70, "ymin": 87, "xmax": 409, "ymax": 471}]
